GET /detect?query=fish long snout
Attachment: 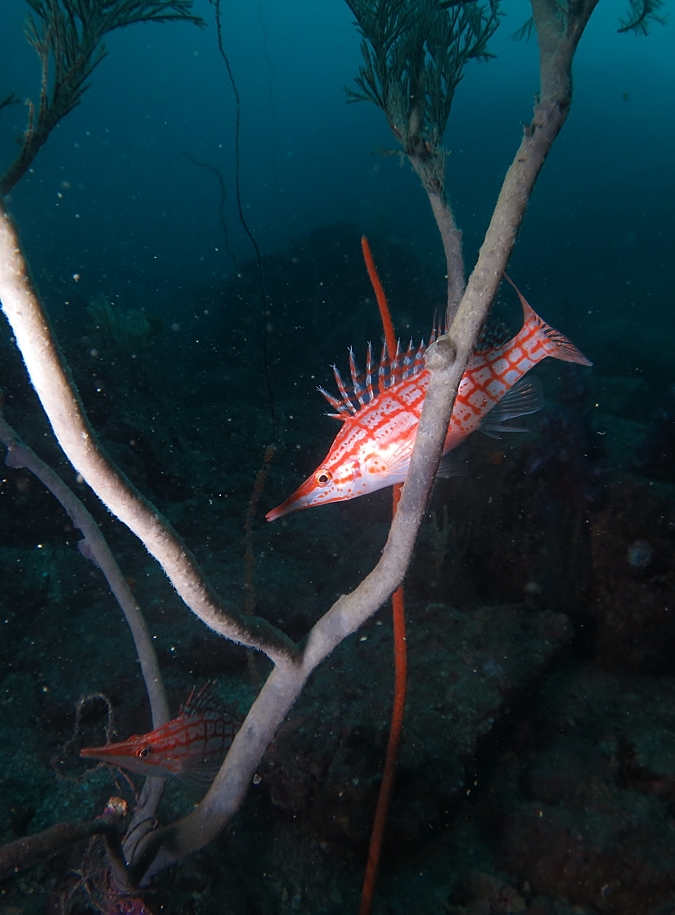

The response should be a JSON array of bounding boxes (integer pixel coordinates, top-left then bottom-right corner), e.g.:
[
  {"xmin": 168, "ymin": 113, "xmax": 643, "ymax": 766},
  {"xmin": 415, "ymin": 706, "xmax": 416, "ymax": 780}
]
[{"xmin": 266, "ymin": 476, "xmax": 317, "ymax": 521}]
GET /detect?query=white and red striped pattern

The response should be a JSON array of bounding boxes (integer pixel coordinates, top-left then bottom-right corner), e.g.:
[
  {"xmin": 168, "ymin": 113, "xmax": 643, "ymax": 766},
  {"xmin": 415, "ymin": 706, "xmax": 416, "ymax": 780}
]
[
  {"xmin": 266, "ymin": 283, "xmax": 591, "ymax": 522},
  {"xmin": 80, "ymin": 685, "xmax": 239, "ymax": 783}
]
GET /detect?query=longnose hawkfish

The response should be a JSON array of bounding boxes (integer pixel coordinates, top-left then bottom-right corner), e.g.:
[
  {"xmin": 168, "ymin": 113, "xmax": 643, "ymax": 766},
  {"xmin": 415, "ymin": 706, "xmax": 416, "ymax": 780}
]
[
  {"xmin": 80, "ymin": 684, "xmax": 240, "ymax": 785},
  {"xmin": 266, "ymin": 280, "xmax": 591, "ymax": 521}
]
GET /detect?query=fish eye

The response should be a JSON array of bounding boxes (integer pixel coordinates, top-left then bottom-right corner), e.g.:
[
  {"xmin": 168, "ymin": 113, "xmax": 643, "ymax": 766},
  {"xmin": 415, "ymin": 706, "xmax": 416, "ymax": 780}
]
[
  {"xmin": 316, "ymin": 470, "xmax": 332, "ymax": 486},
  {"xmin": 137, "ymin": 745, "xmax": 152, "ymax": 758}
]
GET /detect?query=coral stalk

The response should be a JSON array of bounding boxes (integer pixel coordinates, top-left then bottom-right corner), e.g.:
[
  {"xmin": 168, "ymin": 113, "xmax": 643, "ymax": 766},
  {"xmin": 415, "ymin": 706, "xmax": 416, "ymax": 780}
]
[
  {"xmin": 0, "ymin": 0, "xmax": 600, "ymax": 882},
  {"xmin": 0, "ymin": 407, "xmax": 169, "ymax": 730},
  {"xmin": 0, "ymin": 801, "xmax": 125, "ymax": 881},
  {"xmin": 0, "ymin": 199, "xmax": 297, "ymax": 666}
]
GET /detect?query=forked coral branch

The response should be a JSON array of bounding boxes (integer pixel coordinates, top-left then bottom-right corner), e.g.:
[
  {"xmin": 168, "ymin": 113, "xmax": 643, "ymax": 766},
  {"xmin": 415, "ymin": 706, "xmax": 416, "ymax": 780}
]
[{"xmin": 0, "ymin": 0, "xmax": 603, "ymax": 892}]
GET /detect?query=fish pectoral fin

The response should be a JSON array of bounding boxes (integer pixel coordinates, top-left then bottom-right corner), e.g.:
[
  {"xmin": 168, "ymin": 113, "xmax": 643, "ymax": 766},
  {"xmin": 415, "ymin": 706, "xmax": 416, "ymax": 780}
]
[
  {"xmin": 386, "ymin": 457, "xmax": 413, "ymax": 482},
  {"xmin": 177, "ymin": 759, "xmax": 225, "ymax": 788},
  {"xmin": 479, "ymin": 376, "xmax": 544, "ymax": 438},
  {"xmin": 363, "ymin": 440, "xmax": 414, "ymax": 483}
]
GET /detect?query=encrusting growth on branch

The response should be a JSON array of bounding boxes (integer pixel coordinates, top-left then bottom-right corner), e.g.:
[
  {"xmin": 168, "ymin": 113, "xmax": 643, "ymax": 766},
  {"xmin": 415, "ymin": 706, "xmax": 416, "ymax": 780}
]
[{"xmin": 0, "ymin": 798, "xmax": 127, "ymax": 881}]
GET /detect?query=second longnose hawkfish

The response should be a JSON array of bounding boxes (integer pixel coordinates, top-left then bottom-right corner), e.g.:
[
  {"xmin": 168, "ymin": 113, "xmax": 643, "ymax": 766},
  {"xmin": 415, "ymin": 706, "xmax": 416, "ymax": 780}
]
[
  {"xmin": 266, "ymin": 281, "xmax": 591, "ymax": 521},
  {"xmin": 80, "ymin": 685, "xmax": 240, "ymax": 785}
]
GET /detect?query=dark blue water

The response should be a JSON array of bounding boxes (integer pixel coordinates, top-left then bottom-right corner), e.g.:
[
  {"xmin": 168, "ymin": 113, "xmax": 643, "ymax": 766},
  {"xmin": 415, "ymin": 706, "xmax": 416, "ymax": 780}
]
[
  {"xmin": 2, "ymin": 0, "xmax": 674, "ymax": 327},
  {"xmin": 1, "ymin": 1, "xmax": 675, "ymax": 912}
]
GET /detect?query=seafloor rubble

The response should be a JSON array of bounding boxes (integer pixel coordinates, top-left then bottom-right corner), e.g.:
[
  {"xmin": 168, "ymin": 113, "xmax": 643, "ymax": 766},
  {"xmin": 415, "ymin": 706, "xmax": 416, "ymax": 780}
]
[{"xmin": 1, "ymin": 226, "xmax": 674, "ymax": 914}]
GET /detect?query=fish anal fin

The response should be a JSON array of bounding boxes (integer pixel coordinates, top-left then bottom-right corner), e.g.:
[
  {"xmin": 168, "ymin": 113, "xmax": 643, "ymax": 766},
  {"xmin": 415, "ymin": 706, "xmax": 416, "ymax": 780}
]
[
  {"xmin": 177, "ymin": 760, "xmax": 225, "ymax": 788},
  {"xmin": 437, "ymin": 452, "xmax": 466, "ymax": 478},
  {"xmin": 479, "ymin": 376, "xmax": 544, "ymax": 438},
  {"xmin": 479, "ymin": 423, "xmax": 531, "ymax": 439}
]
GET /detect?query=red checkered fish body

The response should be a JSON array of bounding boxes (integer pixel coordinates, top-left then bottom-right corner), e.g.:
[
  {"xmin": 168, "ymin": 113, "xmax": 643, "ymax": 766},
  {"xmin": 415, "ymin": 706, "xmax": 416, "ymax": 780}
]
[
  {"xmin": 80, "ymin": 685, "xmax": 239, "ymax": 784},
  {"xmin": 266, "ymin": 284, "xmax": 591, "ymax": 522}
]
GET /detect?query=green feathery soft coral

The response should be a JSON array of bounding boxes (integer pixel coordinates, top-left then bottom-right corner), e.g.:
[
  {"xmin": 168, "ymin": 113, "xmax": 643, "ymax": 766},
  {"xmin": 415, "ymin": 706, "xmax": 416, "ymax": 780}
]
[
  {"xmin": 344, "ymin": 0, "xmax": 500, "ymax": 156},
  {"xmin": 617, "ymin": 0, "xmax": 668, "ymax": 33}
]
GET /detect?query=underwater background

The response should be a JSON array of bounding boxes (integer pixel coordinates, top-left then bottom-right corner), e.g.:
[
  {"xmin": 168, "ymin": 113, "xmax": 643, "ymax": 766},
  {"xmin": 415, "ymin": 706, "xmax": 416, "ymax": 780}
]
[{"xmin": 1, "ymin": 0, "xmax": 675, "ymax": 912}]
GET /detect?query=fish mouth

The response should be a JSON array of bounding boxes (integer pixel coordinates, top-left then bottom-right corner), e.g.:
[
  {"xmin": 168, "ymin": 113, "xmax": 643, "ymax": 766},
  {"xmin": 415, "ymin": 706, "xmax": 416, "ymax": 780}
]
[
  {"xmin": 266, "ymin": 474, "xmax": 326, "ymax": 522},
  {"xmin": 79, "ymin": 746, "xmax": 105, "ymax": 760},
  {"xmin": 80, "ymin": 743, "xmax": 132, "ymax": 763},
  {"xmin": 265, "ymin": 498, "xmax": 299, "ymax": 522},
  {"xmin": 266, "ymin": 490, "xmax": 309, "ymax": 522}
]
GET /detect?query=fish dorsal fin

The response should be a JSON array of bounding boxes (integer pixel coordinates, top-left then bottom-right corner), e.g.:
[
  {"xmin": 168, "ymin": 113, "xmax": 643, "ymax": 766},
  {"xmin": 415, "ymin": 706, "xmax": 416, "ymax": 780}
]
[
  {"xmin": 317, "ymin": 385, "xmax": 351, "ymax": 419},
  {"xmin": 479, "ymin": 376, "xmax": 544, "ymax": 437},
  {"xmin": 430, "ymin": 304, "xmax": 447, "ymax": 339},
  {"xmin": 349, "ymin": 348, "xmax": 368, "ymax": 406},
  {"xmin": 475, "ymin": 319, "xmax": 512, "ymax": 353},
  {"xmin": 321, "ymin": 337, "xmax": 429, "ymax": 415},
  {"xmin": 365, "ymin": 343, "xmax": 375, "ymax": 402},
  {"xmin": 180, "ymin": 682, "xmax": 220, "ymax": 718}
]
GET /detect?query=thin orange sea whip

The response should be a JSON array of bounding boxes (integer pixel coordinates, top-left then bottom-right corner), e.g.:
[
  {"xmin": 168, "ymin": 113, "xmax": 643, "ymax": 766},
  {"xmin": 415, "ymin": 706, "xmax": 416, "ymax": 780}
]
[{"xmin": 359, "ymin": 236, "xmax": 408, "ymax": 915}]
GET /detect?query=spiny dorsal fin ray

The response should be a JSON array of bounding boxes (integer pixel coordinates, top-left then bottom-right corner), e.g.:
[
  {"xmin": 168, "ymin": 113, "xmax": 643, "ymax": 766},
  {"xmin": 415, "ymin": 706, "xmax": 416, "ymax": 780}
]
[
  {"xmin": 321, "ymin": 336, "xmax": 430, "ymax": 414},
  {"xmin": 349, "ymin": 348, "xmax": 367, "ymax": 406},
  {"xmin": 475, "ymin": 319, "xmax": 512, "ymax": 353},
  {"xmin": 318, "ymin": 386, "xmax": 351, "ymax": 418},
  {"xmin": 180, "ymin": 682, "xmax": 221, "ymax": 718},
  {"xmin": 331, "ymin": 365, "xmax": 357, "ymax": 414},
  {"xmin": 365, "ymin": 343, "xmax": 375, "ymax": 402}
]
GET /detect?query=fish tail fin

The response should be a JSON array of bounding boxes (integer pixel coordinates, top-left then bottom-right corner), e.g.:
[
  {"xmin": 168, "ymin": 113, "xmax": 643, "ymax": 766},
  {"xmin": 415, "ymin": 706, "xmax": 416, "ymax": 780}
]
[
  {"xmin": 504, "ymin": 274, "xmax": 593, "ymax": 367},
  {"xmin": 530, "ymin": 308, "xmax": 593, "ymax": 367}
]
